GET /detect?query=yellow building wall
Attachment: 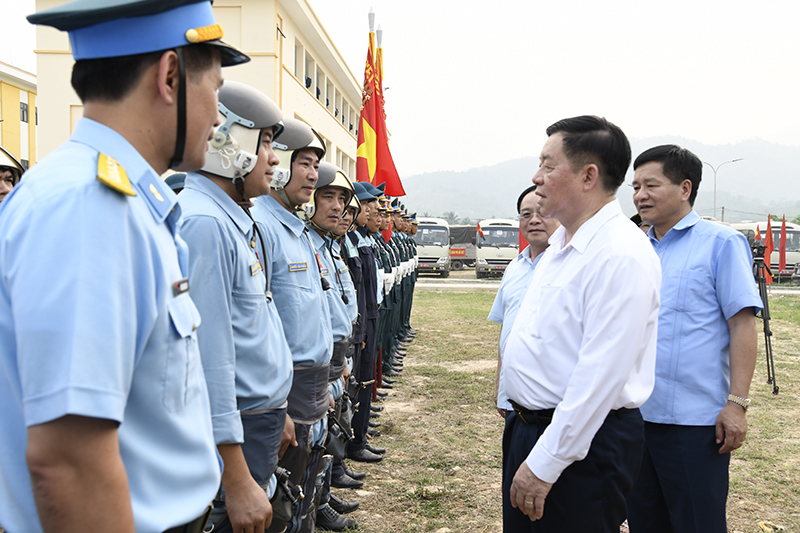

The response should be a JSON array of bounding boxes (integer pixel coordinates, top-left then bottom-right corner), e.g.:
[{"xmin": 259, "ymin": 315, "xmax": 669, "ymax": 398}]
[
  {"xmin": 1, "ymin": 83, "xmax": 21, "ymax": 158},
  {"xmin": 28, "ymin": 92, "xmax": 36, "ymax": 166}
]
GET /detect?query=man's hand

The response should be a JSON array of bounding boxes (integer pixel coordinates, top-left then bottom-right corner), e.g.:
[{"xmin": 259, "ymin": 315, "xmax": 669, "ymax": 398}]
[
  {"xmin": 343, "ymin": 366, "xmax": 351, "ymax": 381},
  {"xmin": 218, "ymin": 444, "xmax": 272, "ymax": 532},
  {"xmin": 716, "ymin": 401, "xmax": 747, "ymax": 453},
  {"xmin": 509, "ymin": 461, "xmax": 553, "ymax": 521},
  {"xmin": 497, "ymin": 408, "xmax": 507, "ymax": 418},
  {"xmin": 224, "ymin": 476, "xmax": 272, "ymax": 533},
  {"xmin": 279, "ymin": 413, "xmax": 297, "ymax": 459}
]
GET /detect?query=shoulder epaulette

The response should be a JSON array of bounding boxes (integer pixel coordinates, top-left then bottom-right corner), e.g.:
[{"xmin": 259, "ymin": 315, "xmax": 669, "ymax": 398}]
[{"xmin": 97, "ymin": 153, "xmax": 136, "ymax": 196}]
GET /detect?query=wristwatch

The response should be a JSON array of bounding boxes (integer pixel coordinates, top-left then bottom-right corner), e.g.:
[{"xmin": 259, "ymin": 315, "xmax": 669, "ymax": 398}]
[{"xmin": 727, "ymin": 394, "xmax": 751, "ymax": 411}]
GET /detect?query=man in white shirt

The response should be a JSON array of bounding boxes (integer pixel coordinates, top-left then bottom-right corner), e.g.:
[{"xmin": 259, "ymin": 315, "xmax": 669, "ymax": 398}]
[
  {"xmin": 503, "ymin": 116, "xmax": 662, "ymax": 532},
  {"xmin": 488, "ymin": 184, "xmax": 560, "ymax": 418}
]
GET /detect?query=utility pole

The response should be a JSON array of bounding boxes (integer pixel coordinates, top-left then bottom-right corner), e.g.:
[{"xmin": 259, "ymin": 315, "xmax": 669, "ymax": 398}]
[{"xmin": 703, "ymin": 159, "xmax": 743, "ymax": 220}]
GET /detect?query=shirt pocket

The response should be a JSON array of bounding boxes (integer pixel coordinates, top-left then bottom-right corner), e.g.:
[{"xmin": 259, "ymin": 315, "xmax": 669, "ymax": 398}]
[
  {"xmin": 661, "ymin": 268, "xmax": 713, "ymax": 312},
  {"xmin": 163, "ymin": 294, "xmax": 203, "ymax": 412}
]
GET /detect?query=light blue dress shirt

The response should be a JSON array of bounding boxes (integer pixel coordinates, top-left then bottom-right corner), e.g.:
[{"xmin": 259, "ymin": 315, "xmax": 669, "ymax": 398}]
[
  {"xmin": 179, "ymin": 174, "xmax": 293, "ymax": 445},
  {"xmin": 488, "ymin": 247, "xmax": 543, "ymax": 410},
  {"xmin": 332, "ymin": 240, "xmax": 358, "ymax": 324},
  {"xmin": 0, "ymin": 118, "xmax": 220, "ymax": 533},
  {"xmin": 641, "ymin": 210, "xmax": 763, "ymax": 425},
  {"xmin": 310, "ymin": 229, "xmax": 352, "ymax": 343},
  {"xmin": 251, "ymin": 195, "xmax": 332, "ymax": 367}
]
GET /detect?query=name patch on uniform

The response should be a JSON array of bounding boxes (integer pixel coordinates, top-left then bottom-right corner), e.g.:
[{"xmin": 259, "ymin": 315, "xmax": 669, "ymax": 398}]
[
  {"xmin": 173, "ymin": 277, "xmax": 190, "ymax": 296},
  {"xmin": 250, "ymin": 260, "xmax": 263, "ymax": 276},
  {"xmin": 288, "ymin": 262, "xmax": 309, "ymax": 272},
  {"xmin": 338, "ymin": 266, "xmax": 349, "ymax": 274},
  {"xmin": 321, "ymin": 267, "xmax": 330, "ymax": 276}
]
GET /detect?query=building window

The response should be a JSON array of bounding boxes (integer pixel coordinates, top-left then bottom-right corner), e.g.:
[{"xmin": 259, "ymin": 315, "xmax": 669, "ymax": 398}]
[
  {"xmin": 20, "ymin": 103, "xmax": 28, "ymax": 123},
  {"xmin": 21, "ymin": 159, "xmax": 29, "ymax": 170},
  {"xmin": 35, "ymin": 107, "xmax": 38, "ymax": 126}
]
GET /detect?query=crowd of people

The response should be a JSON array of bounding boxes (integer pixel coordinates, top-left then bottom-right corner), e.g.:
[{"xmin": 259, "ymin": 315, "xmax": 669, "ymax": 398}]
[
  {"xmin": 491, "ymin": 118, "xmax": 760, "ymax": 533},
  {"xmin": 0, "ymin": 2, "xmax": 763, "ymax": 533},
  {"xmin": 0, "ymin": 1, "xmax": 418, "ymax": 533}
]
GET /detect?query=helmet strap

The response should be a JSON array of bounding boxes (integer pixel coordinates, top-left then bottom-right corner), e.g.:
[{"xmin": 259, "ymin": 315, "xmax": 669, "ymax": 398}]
[{"xmin": 169, "ymin": 47, "xmax": 187, "ymax": 169}]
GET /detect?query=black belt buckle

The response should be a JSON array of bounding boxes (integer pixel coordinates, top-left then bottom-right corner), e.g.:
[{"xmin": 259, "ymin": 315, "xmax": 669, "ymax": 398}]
[{"xmin": 163, "ymin": 503, "xmax": 213, "ymax": 533}]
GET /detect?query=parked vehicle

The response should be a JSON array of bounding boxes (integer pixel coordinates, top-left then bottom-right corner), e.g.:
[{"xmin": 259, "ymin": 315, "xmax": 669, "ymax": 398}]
[
  {"xmin": 475, "ymin": 218, "xmax": 518, "ymax": 278},
  {"xmin": 730, "ymin": 221, "xmax": 800, "ymax": 282},
  {"xmin": 448, "ymin": 224, "xmax": 477, "ymax": 271},
  {"xmin": 413, "ymin": 217, "xmax": 451, "ymax": 277}
]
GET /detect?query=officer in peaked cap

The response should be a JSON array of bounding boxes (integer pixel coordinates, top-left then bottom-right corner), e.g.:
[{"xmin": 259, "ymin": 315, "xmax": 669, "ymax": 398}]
[
  {"xmin": 0, "ymin": 145, "xmax": 24, "ymax": 203},
  {"xmin": 0, "ymin": 2, "xmax": 249, "ymax": 532},
  {"xmin": 165, "ymin": 172, "xmax": 187, "ymax": 193}
]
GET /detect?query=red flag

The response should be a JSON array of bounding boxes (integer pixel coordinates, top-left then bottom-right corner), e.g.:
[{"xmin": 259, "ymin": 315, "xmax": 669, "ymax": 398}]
[
  {"xmin": 356, "ymin": 30, "xmax": 405, "ymax": 196},
  {"xmin": 755, "ymin": 225, "xmax": 761, "ymax": 242},
  {"xmin": 477, "ymin": 223, "xmax": 485, "ymax": 240},
  {"xmin": 764, "ymin": 218, "xmax": 774, "ymax": 285},
  {"xmin": 780, "ymin": 215, "xmax": 788, "ymax": 274},
  {"xmin": 519, "ymin": 228, "xmax": 528, "ymax": 253}
]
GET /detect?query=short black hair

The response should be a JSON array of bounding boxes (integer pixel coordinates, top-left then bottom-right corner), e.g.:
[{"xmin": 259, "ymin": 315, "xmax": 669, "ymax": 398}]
[
  {"xmin": 545, "ymin": 115, "xmax": 631, "ymax": 193},
  {"xmin": 633, "ymin": 145, "xmax": 702, "ymax": 206},
  {"xmin": 71, "ymin": 44, "xmax": 216, "ymax": 103},
  {"xmin": 516, "ymin": 184, "xmax": 537, "ymax": 214}
]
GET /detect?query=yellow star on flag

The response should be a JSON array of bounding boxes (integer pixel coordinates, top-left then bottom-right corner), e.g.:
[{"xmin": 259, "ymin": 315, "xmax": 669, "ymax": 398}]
[{"xmin": 356, "ymin": 118, "xmax": 378, "ymax": 182}]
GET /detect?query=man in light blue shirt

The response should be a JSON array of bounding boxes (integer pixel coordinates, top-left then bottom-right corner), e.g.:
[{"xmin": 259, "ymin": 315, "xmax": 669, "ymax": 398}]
[
  {"xmin": 628, "ymin": 145, "xmax": 762, "ymax": 533},
  {"xmin": 250, "ymin": 118, "xmax": 332, "ymax": 533},
  {"xmin": 488, "ymin": 185, "xmax": 560, "ymax": 417},
  {"xmin": 0, "ymin": 2, "xmax": 249, "ymax": 531},
  {"xmin": 179, "ymin": 82, "xmax": 294, "ymax": 533}
]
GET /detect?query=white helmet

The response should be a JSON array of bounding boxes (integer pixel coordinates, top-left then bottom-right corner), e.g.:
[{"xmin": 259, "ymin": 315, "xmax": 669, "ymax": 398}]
[
  {"xmin": 270, "ymin": 117, "xmax": 326, "ymax": 207},
  {"xmin": 202, "ymin": 81, "xmax": 284, "ymax": 184}
]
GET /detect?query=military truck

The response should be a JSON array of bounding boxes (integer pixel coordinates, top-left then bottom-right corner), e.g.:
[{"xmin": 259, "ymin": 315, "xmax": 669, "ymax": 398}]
[{"xmin": 448, "ymin": 224, "xmax": 477, "ymax": 271}]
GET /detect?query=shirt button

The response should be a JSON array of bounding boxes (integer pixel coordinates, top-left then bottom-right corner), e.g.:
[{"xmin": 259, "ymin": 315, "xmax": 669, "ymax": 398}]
[{"xmin": 658, "ymin": 248, "xmax": 663, "ymax": 253}]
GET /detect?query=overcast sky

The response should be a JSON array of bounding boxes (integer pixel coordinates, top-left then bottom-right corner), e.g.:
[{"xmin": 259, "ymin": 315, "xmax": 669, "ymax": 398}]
[{"xmin": 4, "ymin": 0, "xmax": 800, "ymax": 177}]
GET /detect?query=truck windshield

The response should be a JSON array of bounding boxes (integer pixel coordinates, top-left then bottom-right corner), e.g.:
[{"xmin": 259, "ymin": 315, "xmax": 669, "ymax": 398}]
[
  {"xmin": 415, "ymin": 227, "xmax": 449, "ymax": 246},
  {"xmin": 480, "ymin": 228, "xmax": 519, "ymax": 247}
]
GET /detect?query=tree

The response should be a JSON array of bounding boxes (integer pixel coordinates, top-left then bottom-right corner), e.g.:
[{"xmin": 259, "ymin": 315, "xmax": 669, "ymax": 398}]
[
  {"xmin": 440, "ymin": 211, "xmax": 459, "ymax": 224},
  {"xmin": 791, "ymin": 214, "xmax": 800, "ymax": 225}
]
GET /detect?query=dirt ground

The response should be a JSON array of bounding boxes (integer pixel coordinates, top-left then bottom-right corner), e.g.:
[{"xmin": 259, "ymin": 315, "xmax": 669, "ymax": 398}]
[{"xmin": 331, "ymin": 290, "xmax": 800, "ymax": 533}]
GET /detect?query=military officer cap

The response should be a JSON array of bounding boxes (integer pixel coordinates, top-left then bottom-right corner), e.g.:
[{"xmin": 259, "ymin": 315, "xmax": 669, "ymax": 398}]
[
  {"xmin": 28, "ymin": 0, "xmax": 249, "ymax": 66},
  {"xmin": 410, "ymin": 213, "xmax": 418, "ymax": 225},
  {"xmin": 353, "ymin": 181, "xmax": 377, "ymax": 202}
]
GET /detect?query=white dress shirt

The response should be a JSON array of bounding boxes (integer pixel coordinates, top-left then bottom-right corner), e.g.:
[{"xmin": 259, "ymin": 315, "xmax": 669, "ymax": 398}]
[{"xmin": 504, "ymin": 199, "xmax": 661, "ymax": 483}]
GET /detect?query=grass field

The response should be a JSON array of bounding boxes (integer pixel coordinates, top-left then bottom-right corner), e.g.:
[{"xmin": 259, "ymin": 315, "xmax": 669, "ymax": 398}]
[{"xmin": 343, "ymin": 289, "xmax": 800, "ymax": 532}]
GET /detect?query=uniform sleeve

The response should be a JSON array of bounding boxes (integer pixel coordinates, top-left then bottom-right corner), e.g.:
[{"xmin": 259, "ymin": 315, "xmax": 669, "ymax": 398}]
[
  {"xmin": 5, "ymin": 185, "xmax": 154, "ymax": 427},
  {"xmin": 488, "ymin": 279, "xmax": 506, "ymax": 325},
  {"xmin": 181, "ymin": 214, "xmax": 243, "ymax": 445},
  {"xmin": 715, "ymin": 232, "xmax": 763, "ymax": 320}
]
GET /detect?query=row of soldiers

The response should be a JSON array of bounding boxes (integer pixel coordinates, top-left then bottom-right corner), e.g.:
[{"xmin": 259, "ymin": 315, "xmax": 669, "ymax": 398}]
[
  {"xmin": 166, "ymin": 90, "xmax": 421, "ymax": 530},
  {"xmin": 0, "ymin": 1, "xmax": 416, "ymax": 533}
]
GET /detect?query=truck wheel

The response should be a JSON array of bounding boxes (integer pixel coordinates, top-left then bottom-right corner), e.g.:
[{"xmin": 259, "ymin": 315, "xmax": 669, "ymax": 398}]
[
  {"xmin": 451, "ymin": 260, "xmax": 463, "ymax": 271},
  {"xmin": 467, "ymin": 261, "xmax": 476, "ymax": 268}
]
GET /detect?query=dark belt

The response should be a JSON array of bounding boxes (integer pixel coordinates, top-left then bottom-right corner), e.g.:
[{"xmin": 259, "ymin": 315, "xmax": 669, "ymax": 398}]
[
  {"xmin": 328, "ymin": 339, "xmax": 349, "ymax": 383},
  {"xmin": 509, "ymin": 400, "xmax": 555, "ymax": 426},
  {"xmin": 509, "ymin": 400, "xmax": 634, "ymax": 426},
  {"xmin": 163, "ymin": 504, "xmax": 213, "ymax": 533}
]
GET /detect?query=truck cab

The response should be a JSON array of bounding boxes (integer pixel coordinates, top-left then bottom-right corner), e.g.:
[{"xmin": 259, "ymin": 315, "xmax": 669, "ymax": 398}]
[
  {"xmin": 475, "ymin": 218, "xmax": 519, "ymax": 278},
  {"xmin": 413, "ymin": 217, "xmax": 451, "ymax": 277}
]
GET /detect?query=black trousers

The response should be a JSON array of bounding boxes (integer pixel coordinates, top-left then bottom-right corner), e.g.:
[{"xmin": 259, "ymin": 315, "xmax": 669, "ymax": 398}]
[
  {"xmin": 502, "ymin": 407, "xmax": 644, "ymax": 532},
  {"xmin": 626, "ymin": 423, "xmax": 730, "ymax": 533},
  {"xmin": 349, "ymin": 318, "xmax": 377, "ymax": 453}
]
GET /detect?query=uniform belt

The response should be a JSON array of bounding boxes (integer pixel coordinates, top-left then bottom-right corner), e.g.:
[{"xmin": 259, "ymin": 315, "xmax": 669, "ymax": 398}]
[
  {"xmin": 287, "ymin": 364, "xmax": 331, "ymax": 425},
  {"xmin": 329, "ymin": 339, "xmax": 350, "ymax": 382},
  {"xmin": 509, "ymin": 400, "xmax": 555, "ymax": 426},
  {"xmin": 162, "ymin": 504, "xmax": 212, "ymax": 533}
]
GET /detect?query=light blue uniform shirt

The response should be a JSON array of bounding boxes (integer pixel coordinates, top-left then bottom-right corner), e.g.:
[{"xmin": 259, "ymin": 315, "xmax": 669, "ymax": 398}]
[
  {"xmin": 488, "ymin": 247, "xmax": 543, "ymax": 410},
  {"xmin": 0, "ymin": 118, "xmax": 220, "ymax": 533},
  {"xmin": 251, "ymin": 195, "xmax": 332, "ymax": 367},
  {"xmin": 641, "ymin": 211, "xmax": 763, "ymax": 425},
  {"xmin": 332, "ymin": 240, "xmax": 358, "ymax": 324},
  {"xmin": 310, "ymin": 229, "xmax": 352, "ymax": 343},
  {"xmin": 179, "ymin": 174, "xmax": 293, "ymax": 445}
]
